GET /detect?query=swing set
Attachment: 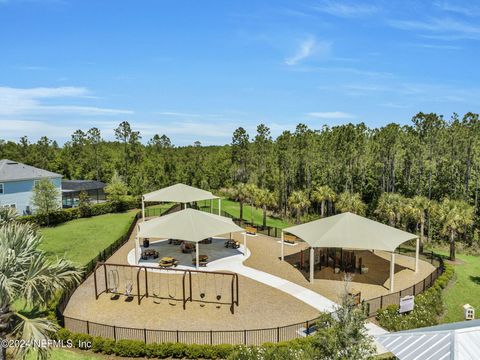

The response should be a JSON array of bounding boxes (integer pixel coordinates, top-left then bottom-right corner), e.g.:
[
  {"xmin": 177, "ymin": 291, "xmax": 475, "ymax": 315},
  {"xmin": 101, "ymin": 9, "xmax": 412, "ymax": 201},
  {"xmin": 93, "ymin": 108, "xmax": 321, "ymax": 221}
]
[{"xmin": 94, "ymin": 262, "xmax": 240, "ymax": 314}]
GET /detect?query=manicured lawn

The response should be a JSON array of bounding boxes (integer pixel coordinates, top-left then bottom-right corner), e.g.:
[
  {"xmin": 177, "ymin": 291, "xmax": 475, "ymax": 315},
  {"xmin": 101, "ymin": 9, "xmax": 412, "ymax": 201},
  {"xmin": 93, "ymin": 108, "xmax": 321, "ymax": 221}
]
[
  {"xmin": 198, "ymin": 198, "xmax": 292, "ymax": 229},
  {"xmin": 39, "ymin": 211, "xmax": 137, "ymax": 265},
  {"xmin": 27, "ymin": 349, "xmax": 104, "ymax": 360},
  {"xmin": 440, "ymin": 252, "xmax": 480, "ymax": 323}
]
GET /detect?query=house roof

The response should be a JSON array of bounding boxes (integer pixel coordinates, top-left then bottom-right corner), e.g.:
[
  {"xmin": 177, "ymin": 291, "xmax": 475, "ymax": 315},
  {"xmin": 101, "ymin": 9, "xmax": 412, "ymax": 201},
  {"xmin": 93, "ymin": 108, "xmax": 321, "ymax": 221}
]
[
  {"xmin": 137, "ymin": 208, "xmax": 243, "ymax": 242},
  {"xmin": 61, "ymin": 180, "xmax": 106, "ymax": 192},
  {"xmin": 0, "ymin": 159, "xmax": 62, "ymax": 182},
  {"xmin": 142, "ymin": 183, "xmax": 218, "ymax": 203},
  {"xmin": 376, "ymin": 320, "xmax": 480, "ymax": 359},
  {"xmin": 283, "ymin": 212, "xmax": 417, "ymax": 252}
]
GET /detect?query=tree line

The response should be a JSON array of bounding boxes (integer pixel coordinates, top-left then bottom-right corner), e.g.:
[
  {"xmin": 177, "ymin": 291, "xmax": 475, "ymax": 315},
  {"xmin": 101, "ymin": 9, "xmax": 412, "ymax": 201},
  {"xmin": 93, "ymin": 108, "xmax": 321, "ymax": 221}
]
[{"xmin": 1, "ymin": 113, "xmax": 479, "ymax": 255}]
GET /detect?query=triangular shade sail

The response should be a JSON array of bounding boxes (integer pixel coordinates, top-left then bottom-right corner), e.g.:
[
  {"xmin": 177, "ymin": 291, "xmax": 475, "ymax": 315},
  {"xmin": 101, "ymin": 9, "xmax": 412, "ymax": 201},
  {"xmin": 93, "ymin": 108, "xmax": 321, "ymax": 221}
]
[
  {"xmin": 143, "ymin": 183, "xmax": 218, "ymax": 203},
  {"xmin": 137, "ymin": 208, "xmax": 243, "ymax": 242},
  {"xmin": 283, "ymin": 212, "xmax": 417, "ymax": 252}
]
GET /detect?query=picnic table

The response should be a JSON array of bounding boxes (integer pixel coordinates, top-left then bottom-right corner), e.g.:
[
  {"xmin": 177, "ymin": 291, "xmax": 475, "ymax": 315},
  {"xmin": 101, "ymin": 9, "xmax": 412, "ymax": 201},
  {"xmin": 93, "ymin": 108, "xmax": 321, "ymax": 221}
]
[{"xmin": 159, "ymin": 256, "xmax": 178, "ymax": 268}]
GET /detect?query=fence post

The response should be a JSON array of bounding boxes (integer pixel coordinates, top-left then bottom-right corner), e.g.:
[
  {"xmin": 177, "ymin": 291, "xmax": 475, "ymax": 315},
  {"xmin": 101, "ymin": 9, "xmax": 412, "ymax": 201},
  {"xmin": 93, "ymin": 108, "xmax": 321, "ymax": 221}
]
[
  {"xmin": 277, "ymin": 327, "xmax": 280, "ymax": 342},
  {"xmin": 86, "ymin": 320, "xmax": 90, "ymax": 335},
  {"xmin": 113, "ymin": 325, "xmax": 117, "ymax": 341},
  {"xmin": 380, "ymin": 296, "xmax": 383, "ymax": 309},
  {"xmin": 306, "ymin": 320, "xmax": 310, "ymax": 335},
  {"xmin": 144, "ymin": 328, "xmax": 147, "ymax": 344},
  {"xmin": 244, "ymin": 330, "xmax": 247, "ymax": 345},
  {"xmin": 210, "ymin": 330, "xmax": 213, "ymax": 345},
  {"xmin": 176, "ymin": 330, "xmax": 179, "ymax": 343}
]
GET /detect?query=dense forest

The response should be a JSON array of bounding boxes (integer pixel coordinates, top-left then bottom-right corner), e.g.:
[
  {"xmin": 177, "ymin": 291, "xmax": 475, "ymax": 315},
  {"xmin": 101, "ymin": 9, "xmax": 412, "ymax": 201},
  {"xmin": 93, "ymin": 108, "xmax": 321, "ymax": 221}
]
[{"xmin": 1, "ymin": 112, "xmax": 480, "ymax": 254}]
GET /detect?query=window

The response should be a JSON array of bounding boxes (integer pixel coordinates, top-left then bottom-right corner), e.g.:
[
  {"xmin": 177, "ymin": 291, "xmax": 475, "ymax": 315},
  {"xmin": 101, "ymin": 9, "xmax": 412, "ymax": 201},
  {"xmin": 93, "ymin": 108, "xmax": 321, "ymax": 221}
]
[
  {"xmin": 0, "ymin": 183, "xmax": 3, "ymax": 194},
  {"xmin": 33, "ymin": 180, "xmax": 40, "ymax": 188},
  {"xmin": 2, "ymin": 204, "xmax": 15, "ymax": 209}
]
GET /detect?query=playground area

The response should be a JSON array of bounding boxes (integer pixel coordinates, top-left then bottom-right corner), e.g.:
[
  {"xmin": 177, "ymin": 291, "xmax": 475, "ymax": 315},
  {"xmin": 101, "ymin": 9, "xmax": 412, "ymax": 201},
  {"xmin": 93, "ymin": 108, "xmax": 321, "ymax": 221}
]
[
  {"xmin": 63, "ymin": 219, "xmax": 435, "ymax": 332},
  {"xmin": 55, "ymin": 184, "xmax": 443, "ymax": 353}
]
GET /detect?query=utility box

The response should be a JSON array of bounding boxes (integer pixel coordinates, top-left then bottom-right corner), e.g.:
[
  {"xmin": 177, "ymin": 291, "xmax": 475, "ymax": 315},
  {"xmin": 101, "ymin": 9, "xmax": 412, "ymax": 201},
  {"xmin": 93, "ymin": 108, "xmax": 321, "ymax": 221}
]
[{"xmin": 463, "ymin": 304, "xmax": 475, "ymax": 320}]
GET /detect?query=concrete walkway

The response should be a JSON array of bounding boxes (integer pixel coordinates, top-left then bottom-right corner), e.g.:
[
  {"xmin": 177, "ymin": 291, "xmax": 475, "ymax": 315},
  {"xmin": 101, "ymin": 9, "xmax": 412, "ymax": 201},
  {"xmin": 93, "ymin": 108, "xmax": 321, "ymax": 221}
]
[{"xmin": 127, "ymin": 238, "xmax": 387, "ymax": 341}]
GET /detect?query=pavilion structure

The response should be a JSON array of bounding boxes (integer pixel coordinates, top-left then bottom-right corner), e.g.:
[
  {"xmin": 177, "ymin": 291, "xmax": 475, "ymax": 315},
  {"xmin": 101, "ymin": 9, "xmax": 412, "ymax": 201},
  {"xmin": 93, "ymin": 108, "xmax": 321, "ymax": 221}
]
[
  {"xmin": 135, "ymin": 208, "xmax": 244, "ymax": 268},
  {"xmin": 141, "ymin": 183, "xmax": 220, "ymax": 221},
  {"xmin": 281, "ymin": 212, "xmax": 419, "ymax": 293}
]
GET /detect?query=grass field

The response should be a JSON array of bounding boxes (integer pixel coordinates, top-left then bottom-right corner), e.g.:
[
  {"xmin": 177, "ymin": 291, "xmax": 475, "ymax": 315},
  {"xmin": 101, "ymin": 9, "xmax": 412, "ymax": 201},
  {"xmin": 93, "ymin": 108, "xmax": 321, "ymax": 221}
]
[
  {"xmin": 39, "ymin": 211, "xmax": 137, "ymax": 265},
  {"xmin": 440, "ymin": 253, "xmax": 480, "ymax": 323},
  {"xmin": 26, "ymin": 349, "xmax": 103, "ymax": 360},
  {"xmin": 198, "ymin": 198, "xmax": 292, "ymax": 229}
]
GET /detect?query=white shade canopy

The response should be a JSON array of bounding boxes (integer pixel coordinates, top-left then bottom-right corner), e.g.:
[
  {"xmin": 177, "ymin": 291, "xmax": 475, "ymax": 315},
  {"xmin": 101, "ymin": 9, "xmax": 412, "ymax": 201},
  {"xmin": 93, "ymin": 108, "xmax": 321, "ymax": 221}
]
[
  {"xmin": 283, "ymin": 212, "xmax": 417, "ymax": 252},
  {"xmin": 137, "ymin": 208, "xmax": 243, "ymax": 242},
  {"xmin": 142, "ymin": 183, "xmax": 218, "ymax": 203}
]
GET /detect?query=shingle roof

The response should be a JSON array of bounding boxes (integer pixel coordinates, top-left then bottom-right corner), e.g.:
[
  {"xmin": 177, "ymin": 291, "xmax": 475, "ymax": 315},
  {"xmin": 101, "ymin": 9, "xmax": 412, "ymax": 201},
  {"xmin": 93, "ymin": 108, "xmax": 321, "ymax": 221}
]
[
  {"xmin": 0, "ymin": 159, "xmax": 62, "ymax": 182},
  {"xmin": 61, "ymin": 180, "xmax": 106, "ymax": 191}
]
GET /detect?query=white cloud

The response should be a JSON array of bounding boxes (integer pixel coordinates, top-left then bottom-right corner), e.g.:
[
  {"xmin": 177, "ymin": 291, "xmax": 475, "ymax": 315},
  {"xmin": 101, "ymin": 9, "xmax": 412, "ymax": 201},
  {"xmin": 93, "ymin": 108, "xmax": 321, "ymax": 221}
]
[
  {"xmin": 434, "ymin": 1, "xmax": 480, "ymax": 17},
  {"xmin": 313, "ymin": 1, "xmax": 378, "ymax": 17},
  {"xmin": 0, "ymin": 119, "xmax": 78, "ymax": 138},
  {"xmin": 285, "ymin": 36, "xmax": 331, "ymax": 66},
  {"xmin": 307, "ymin": 111, "xmax": 354, "ymax": 119},
  {"xmin": 0, "ymin": 86, "xmax": 132, "ymax": 116},
  {"xmin": 389, "ymin": 17, "xmax": 480, "ymax": 40}
]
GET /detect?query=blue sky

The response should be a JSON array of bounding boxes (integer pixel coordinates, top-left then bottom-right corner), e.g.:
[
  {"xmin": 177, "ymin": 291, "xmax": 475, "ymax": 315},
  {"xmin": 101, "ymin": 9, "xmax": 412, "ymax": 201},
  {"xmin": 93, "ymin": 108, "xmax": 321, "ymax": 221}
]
[{"xmin": 1, "ymin": 0, "xmax": 479, "ymax": 145}]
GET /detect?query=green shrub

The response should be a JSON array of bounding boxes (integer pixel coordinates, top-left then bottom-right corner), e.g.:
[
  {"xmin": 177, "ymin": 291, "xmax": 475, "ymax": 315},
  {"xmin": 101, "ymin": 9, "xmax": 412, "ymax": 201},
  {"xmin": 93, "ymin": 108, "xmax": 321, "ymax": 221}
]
[
  {"xmin": 377, "ymin": 264, "xmax": 454, "ymax": 331},
  {"xmin": 114, "ymin": 339, "xmax": 146, "ymax": 357},
  {"xmin": 18, "ymin": 199, "xmax": 138, "ymax": 227}
]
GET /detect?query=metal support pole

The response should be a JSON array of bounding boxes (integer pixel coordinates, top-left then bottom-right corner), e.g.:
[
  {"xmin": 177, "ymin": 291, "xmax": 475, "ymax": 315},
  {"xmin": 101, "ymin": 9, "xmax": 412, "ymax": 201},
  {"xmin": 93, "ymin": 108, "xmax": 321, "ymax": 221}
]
[
  {"xmin": 243, "ymin": 232, "xmax": 247, "ymax": 256},
  {"xmin": 196, "ymin": 242, "xmax": 199, "ymax": 269},
  {"xmin": 141, "ymin": 197, "xmax": 145, "ymax": 222},
  {"xmin": 134, "ymin": 236, "xmax": 140, "ymax": 265},
  {"xmin": 415, "ymin": 237, "xmax": 419, "ymax": 273},
  {"xmin": 281, "ymin": 231, "xmax": 285, "ymax": 261},
  {"xmin": 390, "ymin": 252, "xmax": 395, "ymax": 293},
  {"xmin": 310, "ymin": 247, "xmax": 314, "ymax": 283},
  {"xmin": 218, "ymin": 198, "xmax": 221, "ymax": 215}
]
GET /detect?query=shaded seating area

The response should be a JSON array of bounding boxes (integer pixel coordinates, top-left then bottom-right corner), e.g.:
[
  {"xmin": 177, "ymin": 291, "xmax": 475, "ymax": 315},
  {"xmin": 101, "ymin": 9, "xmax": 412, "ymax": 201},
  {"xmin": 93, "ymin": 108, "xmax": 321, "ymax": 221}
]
[
  {"xmin": 135, "ymin": 208, "xmax": 244, "ymax": 269},
  {"xmin": 281, "ymin": 212, "xmax": 419, "ymax": 293},
  {"xmin": 141, "ymin": 183, "xmax": 221, "ymax": 221}
]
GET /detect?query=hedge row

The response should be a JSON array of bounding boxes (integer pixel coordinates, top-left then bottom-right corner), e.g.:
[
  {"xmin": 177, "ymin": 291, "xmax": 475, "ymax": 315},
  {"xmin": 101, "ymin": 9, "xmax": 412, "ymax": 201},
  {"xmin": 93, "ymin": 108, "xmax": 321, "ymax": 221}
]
[
  {"xmin": 55, "ymin": 328, "xmax": 314, "ymax": 359},
  {"xmin": 376, "ymin": 264, "xmax": 455, "ymax": 331},
  {"xmin": 18, "ymin": 199, "xmax": 138, "ymax": 226}
]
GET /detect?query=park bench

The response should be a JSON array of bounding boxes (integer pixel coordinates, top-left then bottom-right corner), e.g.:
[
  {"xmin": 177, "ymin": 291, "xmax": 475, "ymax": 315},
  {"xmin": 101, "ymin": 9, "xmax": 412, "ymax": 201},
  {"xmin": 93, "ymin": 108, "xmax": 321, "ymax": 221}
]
[
  {"xmin": 245, "ymin": 226, "xmax": 257, "ymax": 235},
  {"xmin": 284, "ymin": 234, "xmax": 297, "ymax": 244}
]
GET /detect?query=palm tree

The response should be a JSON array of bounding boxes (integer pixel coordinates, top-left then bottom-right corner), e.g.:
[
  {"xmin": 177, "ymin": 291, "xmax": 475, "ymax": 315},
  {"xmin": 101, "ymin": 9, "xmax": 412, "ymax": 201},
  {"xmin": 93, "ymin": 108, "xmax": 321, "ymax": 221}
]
[
  {"xmin": 233, "ymin": 183, "xmax": 249, "ymax": 223},
  {"xmin": 435, "ymin": 198, "xmax": 474, "ymax": 261},
  {"xmin": 374, "ymin": 193, "xmax": 405, "ymax": 227},
  {"xmin": 288, "ymin": 190, "xmax": 311, "ymax": 223},
  {"xmin": 311, "ymin": 185, "xmax": 336, "ymax": 217},
  {"xmin": 0, "ymin": 214, "xmax": 82, "ymax": 360},
  {"xmin": 408, "ymin": 196, "xmax": 431, "ymax": 254},
  {"xmin": 254, "ymin": 189, "xmax": 276, "ymax": 228},
  {"xmin": 335, "ymin": 192, "xmax": 366, "ymax": 216},
  {"xmin": 244, "ymin": 183, "xmax": 260, "ymax": 224}
]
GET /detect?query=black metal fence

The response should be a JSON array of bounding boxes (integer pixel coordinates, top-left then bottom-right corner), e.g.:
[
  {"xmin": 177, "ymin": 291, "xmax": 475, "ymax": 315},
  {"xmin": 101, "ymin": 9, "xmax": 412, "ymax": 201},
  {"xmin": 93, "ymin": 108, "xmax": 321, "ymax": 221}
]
[
  {"xmin": 363, "ymin": 250, "xmax": 444, "ymax": 317},
  {"xmin": 56, "ymin": 211, "xmax": 141, "ymax": 322},
  {"xmin": 63, "ymin": 315, "xmax": 318, "ymax": 346},
  {"xmin": 57, "ymin": 205, "xmax": 445, "ymax": 344}
]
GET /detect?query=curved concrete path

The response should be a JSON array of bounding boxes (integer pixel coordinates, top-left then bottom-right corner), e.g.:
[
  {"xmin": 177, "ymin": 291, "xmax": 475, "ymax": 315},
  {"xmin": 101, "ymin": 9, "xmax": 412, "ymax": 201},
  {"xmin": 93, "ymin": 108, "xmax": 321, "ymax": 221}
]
[{"xmin": 127, "ymin": 238, "xmax": 387, "ymax": 341}]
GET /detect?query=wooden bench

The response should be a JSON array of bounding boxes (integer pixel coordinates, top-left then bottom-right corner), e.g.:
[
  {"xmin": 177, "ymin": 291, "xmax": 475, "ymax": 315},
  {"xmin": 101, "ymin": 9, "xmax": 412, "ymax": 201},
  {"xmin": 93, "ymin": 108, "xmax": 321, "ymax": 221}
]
[
  {"xmin": 284, "ymin": 234, "xmax": 297, "ymax": 244},
  {"xmin": 245, "ymin": 226, "xmax": 257, "ymax": 235}
]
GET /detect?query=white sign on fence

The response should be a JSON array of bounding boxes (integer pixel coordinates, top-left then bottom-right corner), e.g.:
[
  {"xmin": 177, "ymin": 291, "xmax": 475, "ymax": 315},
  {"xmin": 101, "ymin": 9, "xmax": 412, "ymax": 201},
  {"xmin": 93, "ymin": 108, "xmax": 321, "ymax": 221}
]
[{"xmin": 399, "ymin": 295, "xmax": 415, "ymax": 313}]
